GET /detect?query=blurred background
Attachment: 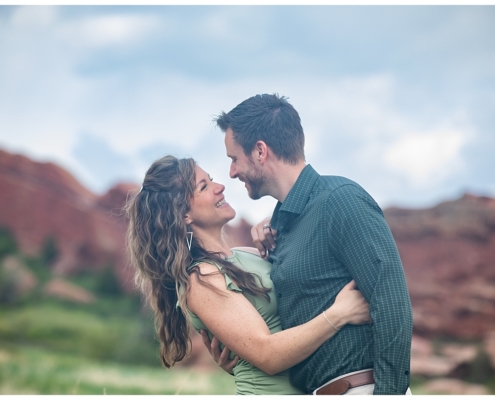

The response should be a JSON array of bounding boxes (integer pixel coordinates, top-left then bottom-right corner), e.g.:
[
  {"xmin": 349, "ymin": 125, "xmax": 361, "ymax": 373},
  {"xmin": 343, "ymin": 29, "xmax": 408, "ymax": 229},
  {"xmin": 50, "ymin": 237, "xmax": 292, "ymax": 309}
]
[{"xmin": 0, "ymin": 4, "xmax": 494, "ymax": 395}]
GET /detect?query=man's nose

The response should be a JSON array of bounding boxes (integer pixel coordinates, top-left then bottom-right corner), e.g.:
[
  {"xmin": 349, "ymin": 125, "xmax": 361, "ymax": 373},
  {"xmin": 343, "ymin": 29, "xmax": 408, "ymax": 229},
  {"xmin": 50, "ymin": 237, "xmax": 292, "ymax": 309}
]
[{"xmin": 229, "ymin": 163, "xmax": 237, "ymax": 179}]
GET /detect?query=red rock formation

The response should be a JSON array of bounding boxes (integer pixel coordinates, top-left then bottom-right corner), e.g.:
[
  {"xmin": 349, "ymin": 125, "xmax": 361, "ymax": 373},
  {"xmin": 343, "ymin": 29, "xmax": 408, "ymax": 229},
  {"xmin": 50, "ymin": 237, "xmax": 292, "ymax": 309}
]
[
  {"xmin": 43, "ymin": 278, "xmax": 96, "ymax": 304},
  {"xmin": 0, "ymin": 149, "xmax": 137, "ymax": 291},
  {"xmin": 1, "ymin": 148, "xmax": 495, "ymax": 343},
  {"xmin": 385, "ymin": 194, "xmax": 495, "ymax": 340}
]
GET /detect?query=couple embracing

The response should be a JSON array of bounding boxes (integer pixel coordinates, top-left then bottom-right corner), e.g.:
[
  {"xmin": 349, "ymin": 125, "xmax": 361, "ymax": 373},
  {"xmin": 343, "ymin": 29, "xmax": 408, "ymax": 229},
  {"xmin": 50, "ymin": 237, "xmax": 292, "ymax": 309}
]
[{"xmin": 126, "ymin": 94, "xmax": 413, "ymax": 395}]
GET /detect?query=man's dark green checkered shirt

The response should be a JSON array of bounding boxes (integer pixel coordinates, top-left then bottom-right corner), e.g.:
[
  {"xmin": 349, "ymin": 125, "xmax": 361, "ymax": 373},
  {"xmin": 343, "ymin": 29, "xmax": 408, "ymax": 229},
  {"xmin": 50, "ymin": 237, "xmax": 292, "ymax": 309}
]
[{"xmin": 269, "ymin": 165, "xmax": 413, "ymax": 394}]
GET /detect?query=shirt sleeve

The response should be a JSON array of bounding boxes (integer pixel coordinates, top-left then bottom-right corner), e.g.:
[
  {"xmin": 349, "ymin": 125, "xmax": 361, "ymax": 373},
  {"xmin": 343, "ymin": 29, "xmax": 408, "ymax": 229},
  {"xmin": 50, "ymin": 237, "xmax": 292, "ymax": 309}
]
[{"xmin": 325, "ymin": 184, "xmax": 413, "ymax": 394}]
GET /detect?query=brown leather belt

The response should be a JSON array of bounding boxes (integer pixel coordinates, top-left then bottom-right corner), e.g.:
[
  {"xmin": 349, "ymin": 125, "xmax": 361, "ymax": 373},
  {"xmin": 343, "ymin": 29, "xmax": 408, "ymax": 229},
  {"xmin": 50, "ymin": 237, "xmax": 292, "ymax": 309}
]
[{"xmin": 314, "ymin": 369, "xmax": 375, "ymax": 395}]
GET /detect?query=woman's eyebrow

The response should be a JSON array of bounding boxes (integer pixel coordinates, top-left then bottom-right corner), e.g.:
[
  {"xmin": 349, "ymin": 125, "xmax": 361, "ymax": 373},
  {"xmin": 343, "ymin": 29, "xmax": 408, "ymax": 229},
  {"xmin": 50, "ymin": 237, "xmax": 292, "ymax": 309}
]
[{"xmin": 195, "ymin": 178, "xmax": 207, "ymax": 189}]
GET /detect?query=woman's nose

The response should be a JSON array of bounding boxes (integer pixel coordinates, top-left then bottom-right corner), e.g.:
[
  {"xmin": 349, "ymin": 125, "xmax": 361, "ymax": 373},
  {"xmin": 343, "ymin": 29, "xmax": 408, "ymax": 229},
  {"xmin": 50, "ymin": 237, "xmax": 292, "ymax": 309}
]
[{"xmin": 214, "ymin": 182, "xmax": 225, "ymax": 193}]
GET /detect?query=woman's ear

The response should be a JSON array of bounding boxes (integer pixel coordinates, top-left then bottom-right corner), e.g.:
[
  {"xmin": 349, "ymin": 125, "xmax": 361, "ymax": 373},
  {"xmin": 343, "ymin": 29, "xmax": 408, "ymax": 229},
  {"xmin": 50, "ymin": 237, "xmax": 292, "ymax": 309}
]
[{"xmin": 184, "ymin": 214, "xmax": 193, "ymax": 225}]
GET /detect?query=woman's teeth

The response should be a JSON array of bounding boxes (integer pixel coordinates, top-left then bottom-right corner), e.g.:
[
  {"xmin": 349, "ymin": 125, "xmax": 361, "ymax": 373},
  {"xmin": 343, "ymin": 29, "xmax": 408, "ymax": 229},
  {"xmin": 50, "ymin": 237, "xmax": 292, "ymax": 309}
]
[{"xmin": 215, "ymin": 199, "xmax": 226, "ymax": 208}]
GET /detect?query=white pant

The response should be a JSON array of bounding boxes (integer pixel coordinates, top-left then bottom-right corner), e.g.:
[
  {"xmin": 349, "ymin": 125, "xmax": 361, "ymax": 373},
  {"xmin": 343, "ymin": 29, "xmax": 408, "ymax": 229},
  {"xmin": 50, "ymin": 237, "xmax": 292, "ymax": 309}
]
[
  {"xmin": 341, "ymin": 384, "xmax": 412, "ymax": 395},
  {"xmin": 313, "ymin": 368, "xmax": 413, "ymax": 395}
]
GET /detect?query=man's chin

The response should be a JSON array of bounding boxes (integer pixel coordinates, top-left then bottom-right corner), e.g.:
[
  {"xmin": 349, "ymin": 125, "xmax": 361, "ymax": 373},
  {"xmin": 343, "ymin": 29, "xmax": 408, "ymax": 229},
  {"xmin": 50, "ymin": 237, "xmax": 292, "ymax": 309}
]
[
  {"xmin": 244, "ymin": 181, "xmax": 263, "ymax": 200},
  {"xmin": 244, "ymin": 184, "xmax": 254, "ymax": 199},
  {"xmin": 247, "ymin": 190, "xmax": 262, "ymax": 201}
]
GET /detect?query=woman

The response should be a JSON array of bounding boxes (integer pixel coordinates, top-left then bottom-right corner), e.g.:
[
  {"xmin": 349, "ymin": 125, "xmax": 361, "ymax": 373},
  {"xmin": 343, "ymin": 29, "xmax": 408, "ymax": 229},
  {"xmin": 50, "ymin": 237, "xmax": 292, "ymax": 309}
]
[{"xmin": 126, "ymin": 155, "xmax": 371, "ymax": 395}]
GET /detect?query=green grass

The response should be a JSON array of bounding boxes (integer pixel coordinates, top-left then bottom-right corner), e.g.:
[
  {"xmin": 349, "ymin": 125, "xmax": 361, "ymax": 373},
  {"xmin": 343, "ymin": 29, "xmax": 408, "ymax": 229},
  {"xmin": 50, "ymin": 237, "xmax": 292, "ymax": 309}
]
[
  {"xmin": 0, "ymin": 300, "xmax": 158, "ymax": 366},
  {"xmin": 1, "ymin": 251, "xmax": 493, "ymax": 395},
  {"xmin": 0, "ymin": 298, "xmax": 237, "ymax": 394},
  {"xmin": 0, "ymin": 343, "xmax": 236, "ymax": 394}
]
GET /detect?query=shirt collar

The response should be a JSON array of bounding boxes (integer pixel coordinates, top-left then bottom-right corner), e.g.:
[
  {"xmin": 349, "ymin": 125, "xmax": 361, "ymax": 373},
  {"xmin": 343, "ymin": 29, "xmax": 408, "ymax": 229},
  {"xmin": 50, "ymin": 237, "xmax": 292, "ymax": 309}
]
[{"xmin": 271, "ymin": 164, "xmax": 319, "ymax": 228}]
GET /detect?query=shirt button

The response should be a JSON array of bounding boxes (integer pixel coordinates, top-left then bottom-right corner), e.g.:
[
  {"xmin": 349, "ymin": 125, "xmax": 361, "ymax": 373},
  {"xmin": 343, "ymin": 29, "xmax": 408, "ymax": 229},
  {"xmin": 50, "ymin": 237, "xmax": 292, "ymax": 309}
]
[{"xmin": 278, "ymin": 293, "xmax": 282, "ymax": 298}]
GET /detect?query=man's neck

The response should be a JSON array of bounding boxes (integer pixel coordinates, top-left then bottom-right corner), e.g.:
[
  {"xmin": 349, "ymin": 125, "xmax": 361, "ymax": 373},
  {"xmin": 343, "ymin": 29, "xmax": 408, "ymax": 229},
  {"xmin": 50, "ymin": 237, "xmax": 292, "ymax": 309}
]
[{"xmin": 268, "ymin": 161, "xmax": 306, "ymax": 203}]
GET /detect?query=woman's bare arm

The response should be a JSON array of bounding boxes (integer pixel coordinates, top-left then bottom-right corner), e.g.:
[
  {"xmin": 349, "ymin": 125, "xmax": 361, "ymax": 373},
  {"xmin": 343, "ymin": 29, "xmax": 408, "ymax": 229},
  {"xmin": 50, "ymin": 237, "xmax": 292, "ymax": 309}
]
[{"xmin": 187, "ymin": 263, "xmax": 369, "ymax": 376}]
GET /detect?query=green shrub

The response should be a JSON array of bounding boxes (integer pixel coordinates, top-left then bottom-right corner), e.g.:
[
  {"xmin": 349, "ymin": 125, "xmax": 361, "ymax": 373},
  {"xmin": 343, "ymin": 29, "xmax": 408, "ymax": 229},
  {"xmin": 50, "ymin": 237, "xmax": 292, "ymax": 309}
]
[
  {"xmin": 95, "ymin": 265, "xmax": 123, "ymax": 298},
  {"xmin": 0, "ymin": 301, "xmax": 159, "ymax": 366},
  {"xmin": 0, "ymin": 265, "xmax": 20, "ymax": 304},
  {"xmin": 0, "ymin": 226, "xmax": 17, "ymax": 259},
  {"xmin": 41, "ymin": 236, "xmax": 59, "ymax": 266}
]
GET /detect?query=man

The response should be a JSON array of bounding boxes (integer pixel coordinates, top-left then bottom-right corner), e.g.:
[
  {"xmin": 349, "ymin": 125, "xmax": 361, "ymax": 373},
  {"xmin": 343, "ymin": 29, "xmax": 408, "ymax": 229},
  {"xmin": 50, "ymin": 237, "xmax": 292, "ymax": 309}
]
[{"xmin": 212, "ymin": 93, "xmax": 413, "ymax": 395}]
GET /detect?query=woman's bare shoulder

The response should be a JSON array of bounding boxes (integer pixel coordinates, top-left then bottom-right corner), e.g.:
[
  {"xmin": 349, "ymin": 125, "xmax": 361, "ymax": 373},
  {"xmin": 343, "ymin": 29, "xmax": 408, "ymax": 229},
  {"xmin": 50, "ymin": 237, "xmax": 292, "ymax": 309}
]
[
  {"xmin": 190, "ymin": 261, "xmax": 220, "ymax": 274},
  {"xmin": 187, "ymin": 262, "xmax": 227, "ymax": 294}
]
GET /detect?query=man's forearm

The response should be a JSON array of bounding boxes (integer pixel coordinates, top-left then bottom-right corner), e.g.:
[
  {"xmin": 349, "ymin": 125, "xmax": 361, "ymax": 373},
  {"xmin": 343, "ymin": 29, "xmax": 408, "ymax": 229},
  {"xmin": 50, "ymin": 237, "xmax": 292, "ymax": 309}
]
[{"xmin": 371, "ymin": 291, "xmax": 413, "ymax": 394}]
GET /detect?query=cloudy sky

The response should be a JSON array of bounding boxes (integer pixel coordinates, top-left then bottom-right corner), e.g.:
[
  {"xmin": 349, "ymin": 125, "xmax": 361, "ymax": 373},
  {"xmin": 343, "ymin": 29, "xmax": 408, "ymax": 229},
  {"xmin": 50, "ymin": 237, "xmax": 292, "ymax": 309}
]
[{"xmin": 0, "ymin": 5, "xmax": 494, "ymax": 224}]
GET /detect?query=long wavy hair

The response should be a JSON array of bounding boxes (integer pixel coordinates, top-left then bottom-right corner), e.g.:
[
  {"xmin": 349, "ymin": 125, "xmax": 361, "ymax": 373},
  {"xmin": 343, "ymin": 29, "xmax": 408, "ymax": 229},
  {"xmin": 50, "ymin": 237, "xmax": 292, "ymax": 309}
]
[{"xmin": 125, "ymin": 155, "xmax": 269, "ymax": 368}]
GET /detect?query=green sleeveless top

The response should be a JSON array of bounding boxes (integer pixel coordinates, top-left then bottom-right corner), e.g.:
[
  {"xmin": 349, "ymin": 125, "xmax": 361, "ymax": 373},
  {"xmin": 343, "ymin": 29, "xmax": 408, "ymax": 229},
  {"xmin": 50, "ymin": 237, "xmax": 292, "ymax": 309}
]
[{"xmin": 186, "ymin": 249, "xmax": 304, "ymax": 395}]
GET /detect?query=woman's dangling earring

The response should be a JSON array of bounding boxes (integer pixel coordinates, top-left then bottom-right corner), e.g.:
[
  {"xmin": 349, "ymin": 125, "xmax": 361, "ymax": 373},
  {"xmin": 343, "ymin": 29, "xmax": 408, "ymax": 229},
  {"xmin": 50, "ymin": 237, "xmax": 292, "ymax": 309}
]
[{"xmin": 186, "ymin": 231, "xmax": 193, "ymax": 251}]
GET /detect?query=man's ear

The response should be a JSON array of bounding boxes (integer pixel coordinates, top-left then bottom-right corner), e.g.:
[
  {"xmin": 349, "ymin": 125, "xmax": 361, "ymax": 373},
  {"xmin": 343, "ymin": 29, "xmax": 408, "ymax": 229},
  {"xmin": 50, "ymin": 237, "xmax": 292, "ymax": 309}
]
[{"xmin": 254, "ymin": 141, "xmax": 268, "ymax": 162}]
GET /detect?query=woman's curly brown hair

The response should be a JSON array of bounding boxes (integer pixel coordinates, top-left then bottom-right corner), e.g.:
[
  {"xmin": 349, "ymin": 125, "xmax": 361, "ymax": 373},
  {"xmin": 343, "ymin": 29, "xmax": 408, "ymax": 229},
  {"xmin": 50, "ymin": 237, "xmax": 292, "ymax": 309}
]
[{"xmin": 125, "ymin": 155, "xmax": 269, "ymax": 368}]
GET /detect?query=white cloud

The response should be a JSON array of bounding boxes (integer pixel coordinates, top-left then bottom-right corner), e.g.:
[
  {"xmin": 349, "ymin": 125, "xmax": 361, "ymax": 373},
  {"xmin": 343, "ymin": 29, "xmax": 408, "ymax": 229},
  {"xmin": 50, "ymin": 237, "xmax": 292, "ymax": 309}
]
[
  {"xmin": 10, "ymin": 5, "xmax": 58, "ymax": 29},
  {"xmin": 58, "ymin": 14, "xmax": 163, "ymax": 48},
  {"xmin": 302, "ymin": 74, "xmax": 398, "ymax": 129},
  {"xmin": 384, "ymin": 129, "xmax": 467, "ymax": 187},
  {"xmin": 198, "ymin": 7, "xmax": 267, "ymax": 47},
  {"xmin": 0, "ymin": 6, "xmax": 492, "ymax": 222}
]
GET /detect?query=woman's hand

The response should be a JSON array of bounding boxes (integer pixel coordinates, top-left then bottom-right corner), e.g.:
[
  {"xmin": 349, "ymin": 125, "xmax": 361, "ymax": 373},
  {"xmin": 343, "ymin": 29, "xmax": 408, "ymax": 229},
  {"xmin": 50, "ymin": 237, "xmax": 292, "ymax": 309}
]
[
  {"xmin": 251, "ymin": 216, "xmax": 277, "ymax": 259},
  {"xmin": 326, "ymin": 280, "xmax": 372, "ymax": 330},
  {"xmin": 200, "ymin": 330, "xmax": 239, "ymax": 375}
]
